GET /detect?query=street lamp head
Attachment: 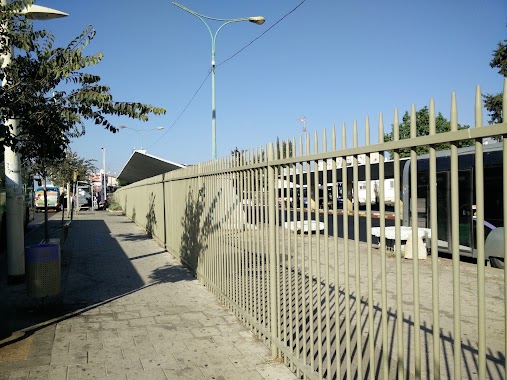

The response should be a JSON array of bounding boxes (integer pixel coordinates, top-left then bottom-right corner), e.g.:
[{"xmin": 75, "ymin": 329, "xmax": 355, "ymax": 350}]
[
  {"xmin": 156, "ymin": 127, "xmax": 164, "ymax": 130},
  {"xmin": 248, "ymin": 16, "xmax": 265, "ymax": 25},
  {"xmin": 21, "ymin": 4, "xmax": 69, "ymax": 20}
]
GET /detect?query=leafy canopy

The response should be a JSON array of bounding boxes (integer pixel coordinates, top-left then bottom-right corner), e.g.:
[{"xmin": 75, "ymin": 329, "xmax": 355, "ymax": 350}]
[
  {"xmin": 483, "ymin": 25, "xmax": 506, "ymax": 125},
  {"xmin": 383, "ymin": 106, "xmax": 473, "ymax": 159},
  {"xmin": 0, "ymin": 0, "xmax": 166, "ymax": 171}
]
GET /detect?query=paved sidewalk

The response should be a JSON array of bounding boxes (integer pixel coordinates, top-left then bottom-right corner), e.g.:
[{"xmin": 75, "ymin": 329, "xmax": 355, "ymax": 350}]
[{"xmin": 0, "ymin": 211, "xmax": 296, "ymax": 380}]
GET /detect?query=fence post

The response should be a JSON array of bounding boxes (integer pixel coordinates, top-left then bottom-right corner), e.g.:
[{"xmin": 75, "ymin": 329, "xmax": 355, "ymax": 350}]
[{"xmin": 267, "ymin": 143, "xmax": 278, "ymax": 358}]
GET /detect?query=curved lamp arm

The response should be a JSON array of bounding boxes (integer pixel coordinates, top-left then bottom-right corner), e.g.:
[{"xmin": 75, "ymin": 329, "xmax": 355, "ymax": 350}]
[{"xmin": 172, "ymin": 2, "xmax": 265, "ymax": 63}]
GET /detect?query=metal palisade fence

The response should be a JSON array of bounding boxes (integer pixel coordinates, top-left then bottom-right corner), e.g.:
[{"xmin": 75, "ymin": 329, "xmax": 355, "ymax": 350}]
[{"xmin": 114, "ymin": 80, "xmax": 507, "ymax": 380}]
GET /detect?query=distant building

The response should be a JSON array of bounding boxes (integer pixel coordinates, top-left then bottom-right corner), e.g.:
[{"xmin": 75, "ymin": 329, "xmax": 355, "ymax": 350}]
[{"xmin": 89, "ymin": 172, "xmax": 118, "ymax": 193}]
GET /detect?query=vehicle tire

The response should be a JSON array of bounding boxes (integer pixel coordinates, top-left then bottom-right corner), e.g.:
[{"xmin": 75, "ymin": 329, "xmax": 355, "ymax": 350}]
[{"xmin": 490, "ymin": 257, "xmax": 505, "ymax": 269}]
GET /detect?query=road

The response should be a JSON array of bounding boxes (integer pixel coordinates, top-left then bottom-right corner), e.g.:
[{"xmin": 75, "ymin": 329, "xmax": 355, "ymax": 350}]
[{"xmin": 244, "ymin": 205, "xmax": 397, "ymax": 242}]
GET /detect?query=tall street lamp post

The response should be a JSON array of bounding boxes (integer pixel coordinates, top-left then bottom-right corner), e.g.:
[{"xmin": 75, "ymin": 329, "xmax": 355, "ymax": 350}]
[
  {"xmin": 119, "ymin": 125, "xmax": 164, "ymax": 151},
  {"xmin": 1, "ymin": 2, "xmax": 68, "ymax": 282},
  {"xmin": 172, "ymin": 2, "xmax": 265, "ymax": 160}
]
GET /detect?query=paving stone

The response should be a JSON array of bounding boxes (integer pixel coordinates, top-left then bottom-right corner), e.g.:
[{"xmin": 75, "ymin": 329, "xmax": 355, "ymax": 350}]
[
  {"xmin": 50, "ymin": 351, "xmax": 88, "ymax": 367},
  {"xmin": 256, "ymin": 362, "xmax": 299, "ymax": 380},
  {"xmin": 172, "ymin": 350, "xmax": 211, "ymax": 367},
  {"xmin": 121, "ymin": 345, "xmax": 157, "ymax": 361},
  {"xmin": 190, "ymin": 327, "xmax": 221, "ymax": 338},
  {"xmin": 163, "ymin": 366, "xmax": 205, "ymax": 379},
  {"xmin": 46, "ymin": 366, "xmax": 68, "ymax": 380},
  {"xmin": 68, "ymin": 341, "xmax": 103, "ymax": 354},
  {"xmin": 126, "ymin": 369, "xmax": 168, "ymax": 380},
  {"xmin": 5, "ymin": 368, "xmax": 30, "ymax": 379},
  {"xmin": 105, "ymin": 358, "xmax": 143, "ymax": 376},
  {"xmin": 183, "ymin": 337, "xmax": 217, "ymax": 351},
  {"xmin": 100, "ymin": 320, "xmax": 130, "ymax": 330},
  {"xmin": 140, "ymin": 354, "xmax": 179, "ymax": 371},
  {"xmin": 71, "ymin": 323, "xmax": 101, "ymax": 333},
  {"xmin": 152, "ymin": 340, "xmax": 188, "ymax": 356},
  {"xmin": 67, "ymin": 363, "xmax": 106, "ymax": 379},
  {"xmin": 102, "ymin": 336, "xmax": 134, "ymax": 349},
  {"xmin": 86, "ymin": 329, "xmax": 118, "ymax": 341},
  {"xmin": 161, "ymin": 328, "xmax": 195, "ymax": 342},
  {"xmin": 87, "ymin": 346, "xmax": 123, "ymax": 364},
  {"xmin": 153, "ymin": 315, "xmax": 181, "ymax": 325}
]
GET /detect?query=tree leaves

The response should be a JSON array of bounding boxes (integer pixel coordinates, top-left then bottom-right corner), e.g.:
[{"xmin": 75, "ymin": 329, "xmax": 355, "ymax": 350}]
[
  {"xmin": 484, "ymin": 25, "xmax": 506, "ymax": 125},
  {"xmin": 0, "ymin": 0, "xmax": 166, "ymax": 177},
  {"xmin": 383, "ymin": 106, "xmax": 474, "ymax": 159}
]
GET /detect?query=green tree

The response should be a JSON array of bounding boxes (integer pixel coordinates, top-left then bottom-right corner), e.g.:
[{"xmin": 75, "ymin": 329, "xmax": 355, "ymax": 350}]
[
  {"xmin": 383, "ymin": 106, "xmax": 473, "ymax": 159},
  {"xmin": 0, "ymin": 0, "xmax": 166, "ymax": 164},
  {"xmin": 44, "ymin": 150, "xmax": 96, "ymax": 189},
  {"xmin": 483, "ymin": 26, "xmax": 506, "ymax": 125}
]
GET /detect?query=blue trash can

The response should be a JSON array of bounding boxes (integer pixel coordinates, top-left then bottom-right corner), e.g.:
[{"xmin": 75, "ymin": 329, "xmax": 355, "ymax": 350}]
[{"xmin": 25, "ymin": 244, "xmax": 61, "ymax": 298}]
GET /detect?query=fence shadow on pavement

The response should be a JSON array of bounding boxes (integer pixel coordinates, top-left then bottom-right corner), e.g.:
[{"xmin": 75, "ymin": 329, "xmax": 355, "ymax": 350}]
[{"xmin": 0, "ymin": 213, "xmax": 193, "ymax": 346}]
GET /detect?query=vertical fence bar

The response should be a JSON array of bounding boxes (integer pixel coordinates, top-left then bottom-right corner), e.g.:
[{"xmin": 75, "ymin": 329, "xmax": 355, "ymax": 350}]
[
  {"xmin": 242, "ymin": 152, "xmax": 249, "ymax": 321},
  {"xmin": 342, "ymin": 122, "xmax": 352, "ymax": 377},
  {"xmin": 450, "ymin": 93, "xmax": 462, "ymax": 380},
  {"xmin": 289, "ymin": 138, "xmax": 301, "ymax": 372},
  {"xmin": 247, "ymin": 150, "xmax": 253, "ymax": 327},
  {"xmin": 410, "ymin": 104, "xmax": 422, "ymax": 379},
  {"xmin": 300, "ymin": 136, "xmax": 308, "ymax": 371},
  {"xmin": 268, "ymin": 143, "xmax": 279, "ymax": 358},
  {"xmin": 283, "ymin": 139, "xmax": 291, "ymax": 365},
  {"xmin": 365, "ymin": 116, "xmax": 376, "ymax": 376},
  {"xmin": 280, "ymin": 143, "xmax": 288, "ymax": 359},
  {"xmin": 331, "ymin": 126, "xmax": 342, "ymax": 380},
  {"xmin": 378, "ymin": 112, "xmax": 389, "ymax": 380},
  {"xmin": 353, "ymin": 120, "xmax": 363, "ymax": 379},
  {"xmin": 322, "ymin": 129, "xmax": 332, "ymax": 379},
  {"xmin": 245, "ymin": 151, "xmax": 251, "ymax": 325},
  {"xmin": 262, "ymin": 145, "xmax": 269, "ymax": 338},
  {"xmin": 229, "ymin": 157, "xmax": 236, "ymax": 310},
  {"xmin": 230, "ymin": 158, "xmax": 236, "ymax": 310},
  {"xmin": 313, "ymin": 131, "xmax": 324, "ymax": 378},
  {"xmin": 295, "ymin": 137, "xmax": 303, "ymax": 378},
  {"xmin": 237, "ymin": 154, "xmax": 244, "ymax": 316},
  {"xmin": 306, "ymin": 134, "xmax": 315, "ymax": 373},
  {"xmin": 288, "ymin": 137, "xmax": 296, "ymax": 370},
  {"xmin": 474, "ymin": 85, "xmax": 486, "ymax": 380},
  {"xmin": 502, "ymin": 78, "xmax": 507, "ymax": 379},
  {"xmin": 228, "ymin": 158, "xmax": 235, "ymax": 309},
  {"xmin": 254, "ymin": 149, "xmax": 261, "ymax": 336},
  {"xmin": 274, "ymin": 145, "xmax": 282, "ymax": 355},
  {"xmin": 242, "ymin": 152, "xmax": 248, "ymax": 322},
  {"xmin": 428, "ymin": 98, "xmax": 441, "ymax": 380},
  {"xmin": 393, "ymin": 108, "xmax": 405, "ymax": 377},
  {"xmin": 251, "ymin": 149, "xmax": 257, "ymax": 330}
]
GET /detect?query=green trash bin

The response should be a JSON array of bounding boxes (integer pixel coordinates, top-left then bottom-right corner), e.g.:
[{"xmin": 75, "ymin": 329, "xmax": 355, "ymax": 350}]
[{"xmin": 25, "ymin": 243, "xmax": 61, "ymax": 298}]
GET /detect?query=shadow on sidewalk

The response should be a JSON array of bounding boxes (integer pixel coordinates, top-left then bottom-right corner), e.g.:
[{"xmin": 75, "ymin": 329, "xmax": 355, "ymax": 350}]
[{"xmin": 0, "ymin": 214, "xmax": 192, "ymax": 345}]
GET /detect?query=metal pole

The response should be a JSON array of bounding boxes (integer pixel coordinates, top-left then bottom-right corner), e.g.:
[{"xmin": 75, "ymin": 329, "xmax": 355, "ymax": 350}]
[
  {"xmin": 2, "ymin": 0, "xmax": 24, "ymax": 281},
  {"xmin": 172, "ymin": 3, "xmax": 264, "ymax": 160},
  {"xmin": 211, "ymin": 51, "xmax": 216, "ymax": 159},
  {"xmin": 102, "ymin": 148, "xmax": 106, "ymax": 208}
]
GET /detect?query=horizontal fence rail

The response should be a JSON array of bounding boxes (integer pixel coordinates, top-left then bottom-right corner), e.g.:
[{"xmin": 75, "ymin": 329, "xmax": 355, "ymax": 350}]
[{"xmin": 115, "ymin": 80, "xmax": 507, "ymax": 380}]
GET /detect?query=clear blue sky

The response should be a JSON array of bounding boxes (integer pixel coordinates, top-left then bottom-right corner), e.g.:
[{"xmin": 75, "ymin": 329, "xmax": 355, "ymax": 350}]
[{"xmin": 34, "ymin": 0, "xmax": 506, "ymax": 174}]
